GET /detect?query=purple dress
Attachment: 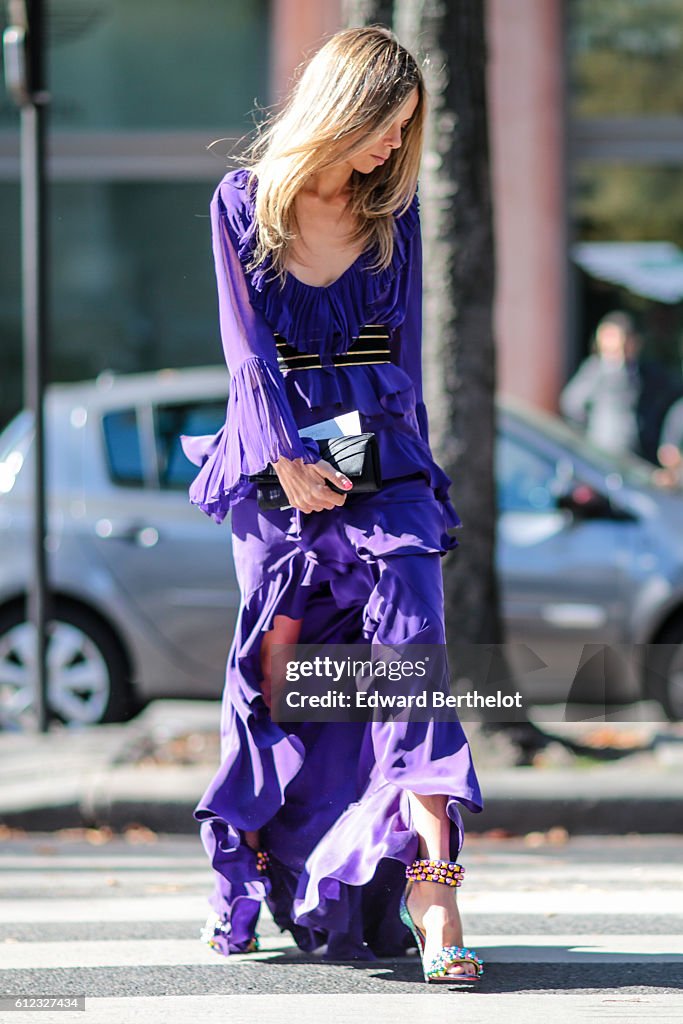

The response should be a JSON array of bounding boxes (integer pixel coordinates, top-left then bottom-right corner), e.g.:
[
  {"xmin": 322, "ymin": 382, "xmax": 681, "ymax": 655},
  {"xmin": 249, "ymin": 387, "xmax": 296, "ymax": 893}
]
[{"xmin": 180, "ymin": 168, "xmax": 483, "ymax": 961}]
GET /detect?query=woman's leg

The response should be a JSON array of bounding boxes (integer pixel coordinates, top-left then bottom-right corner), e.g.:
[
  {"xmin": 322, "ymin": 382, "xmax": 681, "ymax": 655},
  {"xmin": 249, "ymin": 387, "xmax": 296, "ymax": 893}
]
[
  {"xmin": 364, "ymin": 551, "xmax": 480, "ymax": 977},
  {"xmin": 243, "ymin": 613, "xmax": 304, "ymax": 853},
  {"xmin": 407, "ymin": 792, "xmax": 476, "ymax": 977}
]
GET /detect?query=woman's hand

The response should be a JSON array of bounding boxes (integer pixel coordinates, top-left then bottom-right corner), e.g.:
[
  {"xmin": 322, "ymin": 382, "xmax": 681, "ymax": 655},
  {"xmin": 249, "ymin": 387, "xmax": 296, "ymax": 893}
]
[{"xmin": 271, "ymin": 455, "xmax": 353, "ymax": 513}]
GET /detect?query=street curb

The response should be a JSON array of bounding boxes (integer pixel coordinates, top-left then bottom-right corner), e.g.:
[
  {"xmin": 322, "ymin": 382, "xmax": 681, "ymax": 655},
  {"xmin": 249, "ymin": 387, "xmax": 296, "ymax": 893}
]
[
  {"xmin": 81, "ymin": 765, "xmax": 209, "ymax": 833},
  {"xmin": 461, "ymin": 795, "xmax": 683, "ymax": 835},
  {"xmin": 2, "ymin": 703, "xmax": 682, "ymax": 836},
  {"xmin": 463, "ymin": 767, "xmax": 683, "ymax": 835},
  {"xmin": 2, "ymin": 766, "xmax": 682, "ymax": 835}
]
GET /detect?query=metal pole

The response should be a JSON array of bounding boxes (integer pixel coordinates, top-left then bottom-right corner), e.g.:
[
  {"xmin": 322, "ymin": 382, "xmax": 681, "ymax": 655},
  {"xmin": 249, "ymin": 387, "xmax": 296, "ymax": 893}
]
[{"xmin": 4, "ymin": 0, "xmax": 50, "ymax": 732}]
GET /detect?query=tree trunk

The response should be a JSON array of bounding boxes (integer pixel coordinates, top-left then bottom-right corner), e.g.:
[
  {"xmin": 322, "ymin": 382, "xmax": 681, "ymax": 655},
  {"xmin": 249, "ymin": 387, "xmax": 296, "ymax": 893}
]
[
  {"xmin": 398, "ymin": 0, "xmax": 498, "ymax": 628},
  {"xmin": 343, "ymin": 0, "xmax": 394, "ymax": 29},
  {"xmin": 395, "ymin": 1, "xmax": 530, "ymax": 721}
]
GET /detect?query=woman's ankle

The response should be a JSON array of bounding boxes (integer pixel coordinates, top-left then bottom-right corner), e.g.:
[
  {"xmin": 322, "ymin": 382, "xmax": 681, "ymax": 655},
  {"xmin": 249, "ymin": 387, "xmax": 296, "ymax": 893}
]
[{"xmin": 244, "ymin": 829, "xmax": 260, "ymax": 852}]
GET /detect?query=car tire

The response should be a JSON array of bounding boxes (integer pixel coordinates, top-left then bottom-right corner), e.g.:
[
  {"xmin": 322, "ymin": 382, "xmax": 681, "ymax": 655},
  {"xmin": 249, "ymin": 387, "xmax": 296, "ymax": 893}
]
[
  {"xmin": 0, "ymin": 601, "xmax": 137, "ymax": 728},
  {"xmin": 644, "ymin": 615, "xmax": 683, "ymax": 722}
]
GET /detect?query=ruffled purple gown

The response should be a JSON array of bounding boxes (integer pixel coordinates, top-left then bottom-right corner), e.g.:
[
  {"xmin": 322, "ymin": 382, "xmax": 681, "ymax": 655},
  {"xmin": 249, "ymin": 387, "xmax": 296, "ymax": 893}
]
[{"xmin": 180, "ymin": 168, "xmax": 483, "ymax": 960}]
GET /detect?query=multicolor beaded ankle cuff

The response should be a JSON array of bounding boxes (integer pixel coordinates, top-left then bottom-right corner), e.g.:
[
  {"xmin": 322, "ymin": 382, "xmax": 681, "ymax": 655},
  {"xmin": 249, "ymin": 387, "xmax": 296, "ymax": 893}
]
[
  {"xmin": 255, "ymin": 849, "xmax": 270, "ymax": 873},
  {"xmin": 405, "ymin": 858, "xmax": 465, "ymax": 887}
]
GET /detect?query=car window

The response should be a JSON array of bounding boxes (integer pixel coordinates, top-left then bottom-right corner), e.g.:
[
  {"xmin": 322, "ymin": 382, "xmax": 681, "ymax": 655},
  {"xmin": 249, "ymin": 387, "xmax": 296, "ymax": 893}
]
[
  {"xmin": 510, "ymin": 407, "xmax": 659, "ymax": 490},
  {"xmin": 0, "ymin": 411, "xmax": 34, "ymax": 496},
  {"xmin": 102, "ymin": 409, "xmax": 144, "ymax": 486},
  {"xmin": 0, "ymin": 410, "xmax": 33, "ymax": 460},
  {"xmin": 497, "ymin": 434, "xmax": 558, "ymax": 512},
  {"xmin": 155, "ymin": 401, "xmax": 225, "ymax": 489}
]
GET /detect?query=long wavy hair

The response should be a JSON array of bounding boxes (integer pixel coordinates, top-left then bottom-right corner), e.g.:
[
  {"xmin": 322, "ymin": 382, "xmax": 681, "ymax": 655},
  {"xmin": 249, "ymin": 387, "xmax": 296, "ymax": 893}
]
[{"xmin": 237, "ymin": 26, "xmax": 426, "ymax": 289}]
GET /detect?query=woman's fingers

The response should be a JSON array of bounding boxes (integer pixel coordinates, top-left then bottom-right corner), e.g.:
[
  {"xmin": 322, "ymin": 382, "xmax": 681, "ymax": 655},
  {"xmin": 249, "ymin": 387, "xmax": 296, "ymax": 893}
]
[
  {"xmin": 301, "ymin": 477, "xmax": 344, "ymax": 512},
  {"xmin": 272, "ymin": 456, "xmax": 353, "ymax": 512},
  {"xmin": 313, "ymin": 458, "xmax": 354, "ymax": 493}
]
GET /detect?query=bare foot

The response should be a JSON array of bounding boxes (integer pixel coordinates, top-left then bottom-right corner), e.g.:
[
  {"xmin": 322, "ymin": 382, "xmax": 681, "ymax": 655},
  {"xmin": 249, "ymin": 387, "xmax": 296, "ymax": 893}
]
[{"xmin": 405, "ymin": 879, "xmax": 478, "ymax": 978}]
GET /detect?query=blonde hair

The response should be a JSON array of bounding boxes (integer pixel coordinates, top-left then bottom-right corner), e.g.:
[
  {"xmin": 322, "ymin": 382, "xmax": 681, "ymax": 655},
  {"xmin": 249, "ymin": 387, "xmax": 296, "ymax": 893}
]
[{"xmin": 237, "ymin": 26, "xmax": 426, "ymax": 289}]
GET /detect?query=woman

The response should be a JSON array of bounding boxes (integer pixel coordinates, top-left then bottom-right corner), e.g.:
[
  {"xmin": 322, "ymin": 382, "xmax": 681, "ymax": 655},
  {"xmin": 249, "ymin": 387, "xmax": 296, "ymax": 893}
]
[{"xmin": 181, "ymin": 26, "xmax": 484, "ymax": 984}]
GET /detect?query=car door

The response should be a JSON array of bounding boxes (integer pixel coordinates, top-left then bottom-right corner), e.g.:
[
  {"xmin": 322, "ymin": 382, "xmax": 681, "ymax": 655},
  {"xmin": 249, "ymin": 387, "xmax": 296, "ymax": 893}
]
[
  {"xmin": 84, "ymin": 396, "xmax": 238, "ymax": 684},
  {"xmin": 496, "ymin": 428, "xmax": 638, "ymax": 704}
]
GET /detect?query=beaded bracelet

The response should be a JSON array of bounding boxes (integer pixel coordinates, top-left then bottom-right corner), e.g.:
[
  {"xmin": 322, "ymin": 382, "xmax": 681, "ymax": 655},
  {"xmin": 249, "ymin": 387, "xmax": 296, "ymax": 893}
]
[
  {"xmin": 255, "ymin": 849, "xmax": 270, "ymax": 873},
  {"xmin": 405, "ymin": 858, "xmax": 465, "ymax": 887}
]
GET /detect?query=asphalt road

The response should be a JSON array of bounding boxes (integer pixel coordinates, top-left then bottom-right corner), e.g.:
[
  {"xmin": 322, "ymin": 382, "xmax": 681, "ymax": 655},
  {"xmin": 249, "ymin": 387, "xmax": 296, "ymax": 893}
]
[{"xmin": 0, "ymin": 831, "xmax": 681, "ymax": 1023}]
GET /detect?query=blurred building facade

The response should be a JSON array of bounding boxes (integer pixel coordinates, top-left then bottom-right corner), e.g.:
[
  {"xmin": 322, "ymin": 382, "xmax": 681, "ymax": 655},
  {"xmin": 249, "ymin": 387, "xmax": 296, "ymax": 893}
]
[{"xmin": 1, "ymin": 0, "xmax": 682, "ymax": 427}]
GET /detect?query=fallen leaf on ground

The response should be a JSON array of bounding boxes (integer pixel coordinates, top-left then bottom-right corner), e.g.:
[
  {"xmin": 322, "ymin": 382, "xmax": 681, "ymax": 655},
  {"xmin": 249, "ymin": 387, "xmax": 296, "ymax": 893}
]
[{"xmin": 123, "ymin": 823, "xmax": 158, "ymax": 844}]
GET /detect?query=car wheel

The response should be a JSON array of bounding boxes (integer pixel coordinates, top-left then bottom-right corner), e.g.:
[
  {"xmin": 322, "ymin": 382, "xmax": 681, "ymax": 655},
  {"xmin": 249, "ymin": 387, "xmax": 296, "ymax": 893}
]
[
  {"xmin": 0, "ymin": 602, "xmax": 136, "ymax": 728},
  {"xmin": 645, "ymin": 615, "xmax": 683, "ymax": 721}
]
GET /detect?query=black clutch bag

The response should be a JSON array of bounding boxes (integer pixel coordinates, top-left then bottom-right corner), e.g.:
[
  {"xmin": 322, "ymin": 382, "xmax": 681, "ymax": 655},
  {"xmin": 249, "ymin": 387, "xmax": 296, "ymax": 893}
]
[{"xmin": 249, "ymin": 432, "xmax": 381, "ymax": 511}]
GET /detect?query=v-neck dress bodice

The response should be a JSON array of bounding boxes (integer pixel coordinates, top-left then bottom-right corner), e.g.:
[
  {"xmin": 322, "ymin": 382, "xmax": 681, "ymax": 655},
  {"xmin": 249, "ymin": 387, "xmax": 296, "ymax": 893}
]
[{"xmin": 180, "ymin": 167, "xmax": 461, "ymax": 554}]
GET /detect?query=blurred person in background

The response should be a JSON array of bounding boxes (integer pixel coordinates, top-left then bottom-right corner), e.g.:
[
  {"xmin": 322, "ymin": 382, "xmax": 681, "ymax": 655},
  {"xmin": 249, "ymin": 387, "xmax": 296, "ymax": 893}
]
[{"xmin": 560, "ymin": 310, "xmax": 682, "ymax": 464}]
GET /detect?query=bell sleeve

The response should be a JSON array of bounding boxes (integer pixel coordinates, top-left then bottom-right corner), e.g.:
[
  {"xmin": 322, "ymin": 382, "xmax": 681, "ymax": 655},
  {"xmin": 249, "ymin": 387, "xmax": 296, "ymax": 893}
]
[
  {"xmin": 180, "ymin": 178, "xmax": 320, "ymax": 523},
  {"xmin": 393, "ymin": 207, "xmax": 431, "ymax": 447}
]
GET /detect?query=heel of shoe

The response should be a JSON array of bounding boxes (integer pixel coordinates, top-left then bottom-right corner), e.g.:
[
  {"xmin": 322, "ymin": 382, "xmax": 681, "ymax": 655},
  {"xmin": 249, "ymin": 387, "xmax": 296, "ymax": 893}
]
[{"xmin": 399, "ymin": 890, "xmax": 428, "ymax": 980}]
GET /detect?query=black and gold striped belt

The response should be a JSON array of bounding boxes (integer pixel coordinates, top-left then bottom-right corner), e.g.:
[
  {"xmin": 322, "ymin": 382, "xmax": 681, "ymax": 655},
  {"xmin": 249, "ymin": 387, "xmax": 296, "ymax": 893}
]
[{"xmin": 274, "ymin": 324, "xmax": 390, "ymax": 371}]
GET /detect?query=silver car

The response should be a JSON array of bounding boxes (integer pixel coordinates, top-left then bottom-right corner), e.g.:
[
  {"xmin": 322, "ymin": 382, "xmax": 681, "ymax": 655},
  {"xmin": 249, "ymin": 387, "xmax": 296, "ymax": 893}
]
[
  {"xmin": 498, "ymin": 399, "xmax": 683, "ymax": 719},
  {"xmin": 0, "ymin": 368, "xmax": 240, "ymax": 727},
  {"xmin": 0, "ymin": 368, "xmax": 682, "ymax": 726}
]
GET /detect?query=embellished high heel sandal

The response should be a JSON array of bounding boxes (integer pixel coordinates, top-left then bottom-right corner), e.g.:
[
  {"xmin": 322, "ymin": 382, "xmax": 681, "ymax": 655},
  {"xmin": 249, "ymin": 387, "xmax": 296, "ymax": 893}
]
[
  {"xmin": 399, "ymin": 858, "xmax": 485, "ymax": 984},
  {"xmin": 200, "ymin": 911, "xmax": 261, "ymax": 954},
  {"xmin": 200, "ymin": 849, "xmax": 270, "ymax": 955}
]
